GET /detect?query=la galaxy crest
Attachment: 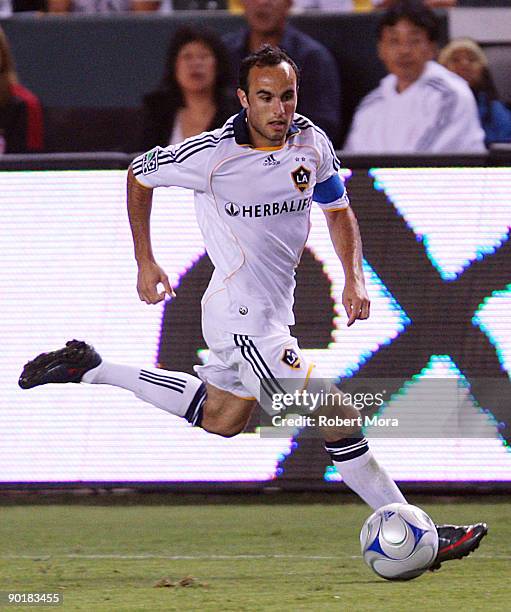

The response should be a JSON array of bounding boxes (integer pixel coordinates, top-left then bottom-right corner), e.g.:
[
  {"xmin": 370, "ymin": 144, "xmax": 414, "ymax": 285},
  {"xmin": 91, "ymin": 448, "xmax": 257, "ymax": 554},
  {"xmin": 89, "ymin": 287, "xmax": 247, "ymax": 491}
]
[
  {"xmin": 282, "ymin": 347, "xmax": 301, "ymax": 369},
  {"xmin": 291, "ymin": 165, "xmax": 311, "ymax": 193}
]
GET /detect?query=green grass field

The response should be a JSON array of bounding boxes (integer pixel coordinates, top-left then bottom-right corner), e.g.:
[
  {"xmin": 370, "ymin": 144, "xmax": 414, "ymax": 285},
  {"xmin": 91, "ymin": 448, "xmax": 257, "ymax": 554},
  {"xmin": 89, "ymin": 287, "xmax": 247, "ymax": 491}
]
[{"xmin": 0, "ymin": 494, "xmax": 509, "ymax": 612}]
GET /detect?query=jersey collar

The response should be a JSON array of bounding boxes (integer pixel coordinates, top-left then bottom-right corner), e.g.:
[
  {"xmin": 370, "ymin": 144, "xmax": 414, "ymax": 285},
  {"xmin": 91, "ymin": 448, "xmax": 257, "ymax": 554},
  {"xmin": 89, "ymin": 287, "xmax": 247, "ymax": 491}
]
[{"xmin": 233, "ymin": 109, "xmax": 300, "ymax": 149}]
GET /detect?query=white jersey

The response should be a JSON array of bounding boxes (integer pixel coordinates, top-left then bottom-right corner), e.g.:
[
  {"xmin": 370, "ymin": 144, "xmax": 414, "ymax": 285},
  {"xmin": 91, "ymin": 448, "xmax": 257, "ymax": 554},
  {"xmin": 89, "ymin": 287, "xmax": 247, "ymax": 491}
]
[
  {"xmin": 344, "ymin": 61, "xmax": 486, "ymax": 154},
  {"xmin": 132, "ymin": 111, "xmax": 349, "ymax": 335}
]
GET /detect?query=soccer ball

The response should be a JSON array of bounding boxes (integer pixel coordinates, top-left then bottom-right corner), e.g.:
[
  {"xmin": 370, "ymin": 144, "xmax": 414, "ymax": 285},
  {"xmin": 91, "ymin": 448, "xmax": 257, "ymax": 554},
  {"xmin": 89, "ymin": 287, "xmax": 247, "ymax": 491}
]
[{"xmin": 360, "ymin": 503, "xmax": 439, "ymax": 581}]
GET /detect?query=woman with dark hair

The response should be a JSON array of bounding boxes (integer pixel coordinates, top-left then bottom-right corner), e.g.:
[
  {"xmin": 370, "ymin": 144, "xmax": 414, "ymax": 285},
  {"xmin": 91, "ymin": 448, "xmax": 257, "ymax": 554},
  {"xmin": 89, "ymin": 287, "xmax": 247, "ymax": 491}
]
[
  {"xmin": 439, "ymin": 38, "xmax": 511, "ymax": 146},
  {"xmin": 140, "ymin": 27, "xmax": 237, "ymax": 150},
  {"xmin": 0, "ymin": 26, "xmax": 44, "ymax": 153}
]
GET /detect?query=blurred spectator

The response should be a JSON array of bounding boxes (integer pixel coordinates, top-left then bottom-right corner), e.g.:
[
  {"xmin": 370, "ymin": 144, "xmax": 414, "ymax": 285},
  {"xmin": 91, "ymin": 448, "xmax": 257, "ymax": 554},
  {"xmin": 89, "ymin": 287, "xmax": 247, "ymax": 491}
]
[
  {"xmin": 140, "ymin": 27, "xmax": 238, "ymax": 150},
  {"xmin": 0, "ymin": 26, "xmax": 44, "ymax": 153},
  {"xmin": 292, "ymin": 0, "xmax": 457, "ymax": 12},
  {"xmin": 292, "ymin": 0, "xmax": 354, "ymax": 9},
  {"xmin": 222, "ymin": 0, "xmax": 342, "ymax": 144},
  {"xmin": 439, "ymin": 38, "xmax": 511, "ymax": 146},
  {"xmin": 344, "ymin": 1, "xmax": 485, "ymax": 153},
  {"xmin": 372, "ymin": 0, "xmax": 456, "ymax": 9},
  {"xmin": 47, "ymin": 0, "xmax": 158, "ymax": 12}
]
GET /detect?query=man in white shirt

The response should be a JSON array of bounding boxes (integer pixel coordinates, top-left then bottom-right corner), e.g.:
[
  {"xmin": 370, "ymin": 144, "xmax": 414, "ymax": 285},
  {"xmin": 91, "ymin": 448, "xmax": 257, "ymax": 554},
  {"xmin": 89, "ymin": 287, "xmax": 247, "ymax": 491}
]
[
  {"xmin": 344, "ymin": 1, "xmax": 486, "ymax": 154},
  {"xmin": 19, "ymin": 46, "xmax": 487, "ymax": 567}
]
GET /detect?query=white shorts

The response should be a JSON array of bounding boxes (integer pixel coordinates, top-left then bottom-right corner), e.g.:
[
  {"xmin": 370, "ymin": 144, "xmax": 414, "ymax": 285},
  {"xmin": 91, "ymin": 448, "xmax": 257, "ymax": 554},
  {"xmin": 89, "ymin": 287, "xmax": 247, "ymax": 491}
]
[{"xmin": 194, "ymin": 293, "xmax": 320, "ymax": 403}]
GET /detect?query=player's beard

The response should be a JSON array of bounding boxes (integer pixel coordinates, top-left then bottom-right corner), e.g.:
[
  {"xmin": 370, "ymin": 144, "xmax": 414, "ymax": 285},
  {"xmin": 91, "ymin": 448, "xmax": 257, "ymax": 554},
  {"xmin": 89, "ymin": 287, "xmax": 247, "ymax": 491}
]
[{"xmin": 252, "ymin": 120, "xmax": 288, "ymax": 146}]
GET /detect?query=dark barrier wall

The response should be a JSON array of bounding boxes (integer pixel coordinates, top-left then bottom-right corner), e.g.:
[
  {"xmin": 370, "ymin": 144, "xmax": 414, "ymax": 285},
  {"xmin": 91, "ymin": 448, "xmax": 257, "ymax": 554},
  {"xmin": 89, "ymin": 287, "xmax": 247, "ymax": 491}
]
[
  {"xmin": 0, "ymin": 12, "xmax": 448, "ymax": 144},
  {"xmin": 1, "ymin": 153, "xmax": 510, "ymax": 490}
]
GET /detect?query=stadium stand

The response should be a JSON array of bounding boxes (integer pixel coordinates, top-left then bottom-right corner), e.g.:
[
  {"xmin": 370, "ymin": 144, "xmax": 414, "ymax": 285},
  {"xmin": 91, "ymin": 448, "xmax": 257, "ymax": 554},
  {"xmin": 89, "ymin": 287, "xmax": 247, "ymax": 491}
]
[{"xmin": 0, "ymin": 12, "xmax": 447, "ymax": 151}]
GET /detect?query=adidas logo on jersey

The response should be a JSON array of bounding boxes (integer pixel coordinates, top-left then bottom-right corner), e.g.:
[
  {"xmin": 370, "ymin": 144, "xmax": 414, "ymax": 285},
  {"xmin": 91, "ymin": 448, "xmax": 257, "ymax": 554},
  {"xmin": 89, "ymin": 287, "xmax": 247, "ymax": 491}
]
[{"xmin": 263, "ymin": 154, "xmax": 280, "ymax": 167}]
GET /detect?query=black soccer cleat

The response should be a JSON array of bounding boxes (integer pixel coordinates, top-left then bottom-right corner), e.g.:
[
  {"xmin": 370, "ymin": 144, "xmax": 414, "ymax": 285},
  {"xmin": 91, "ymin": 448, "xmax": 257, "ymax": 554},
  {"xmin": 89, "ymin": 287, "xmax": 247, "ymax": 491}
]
[
  {"xmin": 429, "ymin": 522, "xmax": 488, "ymax": 571},
  {"xmin": 18, "ymin": 340, "xmax": 102, "ymax": 389}
]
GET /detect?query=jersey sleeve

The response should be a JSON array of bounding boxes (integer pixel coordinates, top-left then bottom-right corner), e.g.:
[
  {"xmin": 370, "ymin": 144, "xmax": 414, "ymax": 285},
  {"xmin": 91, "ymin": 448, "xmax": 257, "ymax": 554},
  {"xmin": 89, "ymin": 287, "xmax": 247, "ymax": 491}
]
[
  {"xmin": 131, "ymin": 136, "xmax": 216, "ymax": 192},
  {"xmin": 313, "ymin": 129, "xmax": 349, "ymax": 211}
]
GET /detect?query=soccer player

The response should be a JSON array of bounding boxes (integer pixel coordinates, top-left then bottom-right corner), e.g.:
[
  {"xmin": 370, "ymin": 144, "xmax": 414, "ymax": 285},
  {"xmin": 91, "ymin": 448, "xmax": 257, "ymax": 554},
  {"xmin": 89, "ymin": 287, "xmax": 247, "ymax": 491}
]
[{"xmin": 19, "ymin": 46, "xmax": 486, "ymax": 569}]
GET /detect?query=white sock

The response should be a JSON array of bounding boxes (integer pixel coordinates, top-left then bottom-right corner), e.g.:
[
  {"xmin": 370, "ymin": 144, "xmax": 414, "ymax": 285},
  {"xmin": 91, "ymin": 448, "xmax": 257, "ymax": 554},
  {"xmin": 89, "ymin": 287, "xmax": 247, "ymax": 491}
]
[
  {"xmin": 82, "ymin": 361, "xmax": 205, "ymax": 424},
  {"xmin": 333, "ymin": 450, "xmax": 407, "ymax": 511},
  {"xmin": 325, "ymin": 437, "xmax": 406, "ymax": 510}
]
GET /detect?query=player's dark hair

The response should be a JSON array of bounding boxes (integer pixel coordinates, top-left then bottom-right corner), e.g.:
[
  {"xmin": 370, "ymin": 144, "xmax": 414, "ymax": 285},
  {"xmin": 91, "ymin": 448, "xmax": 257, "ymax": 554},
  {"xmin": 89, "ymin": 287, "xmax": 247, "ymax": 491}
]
[
  {"xmin": 239, "ymin": 45, "xmax": 300, "ymax": 94},
  {"xmin": 160, "ymin": 26, "xmax": 231, "ymax": 107},
  {"xmin": 376, "ymin": 0, "xmax": 440, "ymax": 43}
]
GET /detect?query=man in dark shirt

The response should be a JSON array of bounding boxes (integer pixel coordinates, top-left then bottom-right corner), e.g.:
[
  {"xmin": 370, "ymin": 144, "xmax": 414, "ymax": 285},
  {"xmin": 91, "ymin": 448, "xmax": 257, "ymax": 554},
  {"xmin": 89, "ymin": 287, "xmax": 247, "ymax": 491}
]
[{"xmin": 223, "ymin": 0, "xmax": 341, "ymax": 144}]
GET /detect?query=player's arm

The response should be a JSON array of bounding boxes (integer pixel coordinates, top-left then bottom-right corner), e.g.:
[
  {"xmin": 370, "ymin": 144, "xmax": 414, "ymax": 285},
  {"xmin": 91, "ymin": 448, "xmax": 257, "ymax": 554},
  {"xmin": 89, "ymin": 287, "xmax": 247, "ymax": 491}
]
[
  {"xmin": 127, "ymin": 166, "xmax": 173, "ymax": 305},
  {"xmin": 128, "ymin": 135, "xmax": 215, "ymax": 302},
  {"xmin": 314, "ymin": 140, "xmax": 370, "ymax": 326},
  {"xmin": 323, "ymin": 204, "xmax": 370, "ymax": 327}
]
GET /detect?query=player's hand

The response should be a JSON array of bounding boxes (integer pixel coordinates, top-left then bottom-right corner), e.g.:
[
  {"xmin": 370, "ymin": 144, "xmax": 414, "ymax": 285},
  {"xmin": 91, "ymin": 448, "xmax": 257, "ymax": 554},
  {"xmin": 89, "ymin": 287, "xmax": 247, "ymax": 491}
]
[
  {"xmin": 136, "ymin": 260, "xmax": 175, "ymax": 304},
  {"xmin": 342, "ymin": 281, "xmax": 370, "ymax": 327}
]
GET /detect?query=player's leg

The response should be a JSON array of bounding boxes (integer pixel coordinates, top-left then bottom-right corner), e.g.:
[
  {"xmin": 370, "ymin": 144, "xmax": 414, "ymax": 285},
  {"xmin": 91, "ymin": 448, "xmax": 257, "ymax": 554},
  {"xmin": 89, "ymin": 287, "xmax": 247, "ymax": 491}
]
[
  {"xmin": 232, "ymin": 330, "xmax": 487, "ymax": 566},
  {"xmin": 317, "ymin": 386, "xmax": 487, "ymax": 569},
  {"xmin": 83, "ymin": 358, "xmax": 257, "ymax": 435},
  {"xmin": 225, "ymin": 330, "xmax": 406, "ymax": 509},
  {"xmin": 200, "ymin": 384, "xmax": 256, "ymax": 437},
  {"xmin": 317, "ymin": 388, "xmax": 407, "ymax": 510},
  {"xmin": 18, "ymin": 339, "xmax": 256, "ymax": 436}
]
